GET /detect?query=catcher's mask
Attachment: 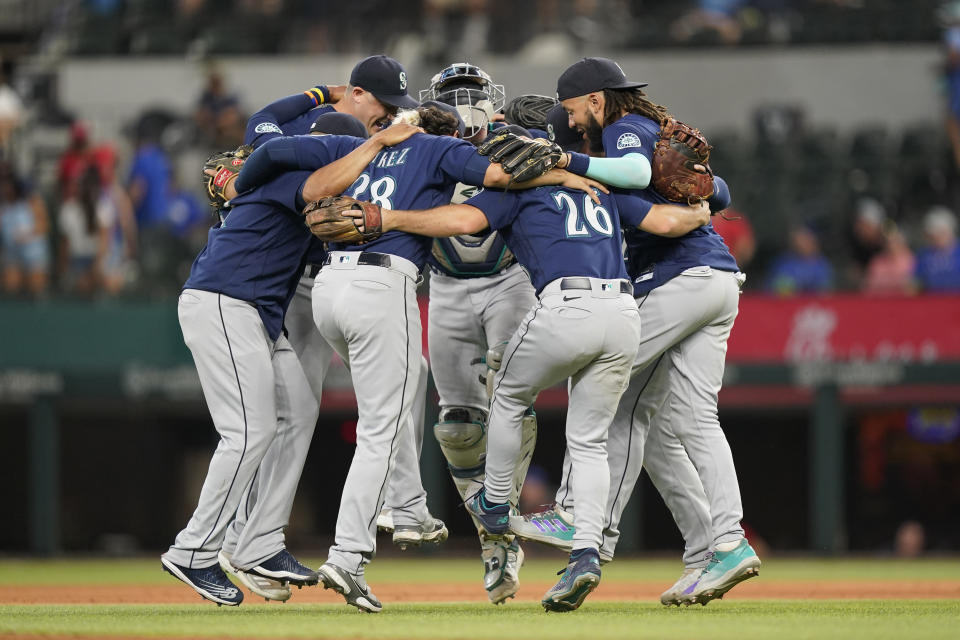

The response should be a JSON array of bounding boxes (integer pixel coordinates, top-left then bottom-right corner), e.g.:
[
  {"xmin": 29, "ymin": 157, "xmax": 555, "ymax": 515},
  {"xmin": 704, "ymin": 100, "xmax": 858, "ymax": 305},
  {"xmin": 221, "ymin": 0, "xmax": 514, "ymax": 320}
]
[{"xmin": 420, "ymin": 63, "xmax": 505, "ymax": 138}]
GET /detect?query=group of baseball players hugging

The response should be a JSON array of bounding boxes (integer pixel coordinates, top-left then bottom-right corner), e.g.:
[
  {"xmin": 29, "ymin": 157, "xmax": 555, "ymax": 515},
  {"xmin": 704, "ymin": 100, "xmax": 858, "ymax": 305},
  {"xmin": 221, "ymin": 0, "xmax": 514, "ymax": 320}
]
[{"xmin": 158, "ymin": 53, "xmax": 761, "ymax": 613}]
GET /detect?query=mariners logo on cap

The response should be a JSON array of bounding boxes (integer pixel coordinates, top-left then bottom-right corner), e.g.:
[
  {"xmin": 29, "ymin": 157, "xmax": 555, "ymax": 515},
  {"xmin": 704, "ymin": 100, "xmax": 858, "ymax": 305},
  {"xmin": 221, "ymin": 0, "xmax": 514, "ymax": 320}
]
[
  {"xmin": 616, "ymin": 132, "xmax": 641, "ymax": 150},
  {"xmin": 399, "ymin": 72, "xmax": 407, "ymax": 90}
]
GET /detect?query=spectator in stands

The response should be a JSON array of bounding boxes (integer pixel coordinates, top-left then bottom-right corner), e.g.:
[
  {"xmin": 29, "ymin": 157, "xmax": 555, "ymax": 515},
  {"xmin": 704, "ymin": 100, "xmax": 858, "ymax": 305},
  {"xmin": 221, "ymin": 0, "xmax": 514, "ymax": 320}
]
[
  {"xmin": 0, "ymin": 59, "xmax": 23, "ymax": 152},
  {"xmin": 914, "ymin": 206, "xmax": 960, "ymax": 292},
  {"xmin": 711, "ymin": 208, "xmax": 756, "ymax": 270},
  {"xmin": 127, "ymin": 124, "xmax": 172, "ymax": 231},
  {"xmin": 193, "ymin": 67, "xmax": 244, "ymax": 149},
  {"xmin": 941, "ymin": 1, "xmax": 960, "ymax": 171},
  {"xmin": 862, "ymin": 224, "xmax": 915, "ymax": 295},
  {"xmin": 765, "ymin": 224, "xmax": 833, "ymax": 295},
  {"xmin": 0, "ymin": 165, "xmax": 49, "ymax": 297},
  {"xmin": 670, "ymin": 0, "xmax": 744, "ymax": 45},
  {"xmin": 58, "ymin": 165, "xmax": 131, "ymax": 295},
  {"xmin": 57, "ymin": 122, "xmax": 93, "ymax": 200},
  {"xmin": 845, "ymin": 197, "xmax": 888, "ymax": 287}
]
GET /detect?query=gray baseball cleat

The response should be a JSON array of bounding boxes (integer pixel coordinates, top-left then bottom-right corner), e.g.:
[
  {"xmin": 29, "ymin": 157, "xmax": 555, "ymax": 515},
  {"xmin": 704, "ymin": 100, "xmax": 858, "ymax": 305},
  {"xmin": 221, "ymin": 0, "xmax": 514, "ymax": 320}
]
[
  {"xmin": 318, "ymin": 562, "xmax": 382, "ymax": 613},
  {"xmin": 218, "ymin": 550, "xmax": 291, "ymax": 602},
  {"xmin": 393, "ymin": 517, "xmax": 449, "ymax": 550},
  {"xmin": 659, "ymin": 566, "xmax": 704, "ymax": 606},
  {"xmin": 482, "ymin": 538, "xmax": 524, "ymax": 604}
]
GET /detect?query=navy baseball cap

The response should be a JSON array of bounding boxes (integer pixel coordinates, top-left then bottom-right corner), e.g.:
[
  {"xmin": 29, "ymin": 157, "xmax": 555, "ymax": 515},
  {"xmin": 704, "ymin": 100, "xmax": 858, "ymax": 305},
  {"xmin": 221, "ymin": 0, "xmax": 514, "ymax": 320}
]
[
  {"xmin": 556, "ymin": 57, "xmax": 647, "ymax": 102},
  {"xmin": 350, "ymin": 55, "xmax": 418, "ymax": 109},
  {"xmin": 545, "ymin": 103, "xmax": 584, "ymax": 152},
  {"xmin": 310, "ymin": 112, "xmax": 369, "ymax": 138},
  {"xmin": 420, "ymin": 99, "xmax": 466, "ymax": 137}
]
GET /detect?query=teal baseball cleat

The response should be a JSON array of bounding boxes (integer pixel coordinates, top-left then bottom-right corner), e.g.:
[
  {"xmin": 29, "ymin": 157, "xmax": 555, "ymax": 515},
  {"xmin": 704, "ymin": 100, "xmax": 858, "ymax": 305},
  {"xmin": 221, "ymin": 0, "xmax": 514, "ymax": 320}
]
[
  {"xmin": 680, "ymin": 539, "xmax": 761, "ymax": 606},
  {"xmin": 509, "ymin": 504, "xmax": 575, "ymax": 551}
]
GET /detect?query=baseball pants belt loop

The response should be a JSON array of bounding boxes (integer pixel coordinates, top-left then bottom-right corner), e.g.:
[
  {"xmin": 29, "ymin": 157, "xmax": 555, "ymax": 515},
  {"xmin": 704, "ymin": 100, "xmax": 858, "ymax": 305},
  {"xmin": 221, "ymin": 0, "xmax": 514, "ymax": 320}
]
[
  {"xmin": 323, "ymin": 251, "xmax": 420, "ymax": 281},
  {"xmin": 545, "ymin": 277, "xmax": 633, "ymax": 296}
]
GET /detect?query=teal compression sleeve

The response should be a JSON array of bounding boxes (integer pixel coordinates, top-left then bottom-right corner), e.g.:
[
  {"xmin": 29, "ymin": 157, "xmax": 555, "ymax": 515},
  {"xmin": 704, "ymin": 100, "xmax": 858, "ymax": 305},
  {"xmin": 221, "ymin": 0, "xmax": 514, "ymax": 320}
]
[{"xmin": 583, "ymin": 153, "xmax": 651, "ymax": 189}]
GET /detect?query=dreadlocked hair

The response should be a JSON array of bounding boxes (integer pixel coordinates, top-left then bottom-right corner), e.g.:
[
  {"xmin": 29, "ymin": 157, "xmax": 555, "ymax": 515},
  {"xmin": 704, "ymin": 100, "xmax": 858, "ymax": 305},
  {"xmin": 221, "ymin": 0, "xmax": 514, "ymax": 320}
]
[
  {"xmin": 392, "ymin": 105, "xmax": 460, "ymax": 137},
  {"xmin": 602, "ymin": 88, "xmax": 670, "ymax": 128}
]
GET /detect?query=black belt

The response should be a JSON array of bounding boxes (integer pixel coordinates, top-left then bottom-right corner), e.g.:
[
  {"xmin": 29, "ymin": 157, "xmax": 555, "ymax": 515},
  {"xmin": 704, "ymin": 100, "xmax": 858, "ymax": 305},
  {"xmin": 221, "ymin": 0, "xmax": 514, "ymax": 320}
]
[
  {"xmin": 560, "ymin": 277, "xmax": 632, "ymax": 294},
  {"xmin": 322, "ymin": 252, "xmax": 392, "ymax": 268},
  {"xmin": 306, "ymin": 263, "xmax": 322, "ymax": 278}
]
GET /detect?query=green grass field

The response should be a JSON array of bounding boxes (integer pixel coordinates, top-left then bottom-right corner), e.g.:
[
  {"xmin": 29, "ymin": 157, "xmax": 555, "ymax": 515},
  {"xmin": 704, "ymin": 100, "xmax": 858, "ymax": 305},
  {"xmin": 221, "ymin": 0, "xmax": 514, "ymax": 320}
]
[{"xmin": 2, "ymin": 557, "xmax": 958, "ymax": 639}]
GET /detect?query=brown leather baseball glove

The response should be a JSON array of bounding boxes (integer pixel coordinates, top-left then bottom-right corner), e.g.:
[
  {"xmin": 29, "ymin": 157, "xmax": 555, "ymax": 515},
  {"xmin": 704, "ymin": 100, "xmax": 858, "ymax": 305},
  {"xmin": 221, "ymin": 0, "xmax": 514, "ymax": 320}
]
[
  {"xmin": 303, "ymin": 196, "xmax": 383, "ymax": 244},
  {"xmin": 650, "ymin": 118, "xmax": 714, "ymax": 204},
  {"xmin": 202, "ymin": 145, "xmax": 253, "ymax": 210}
]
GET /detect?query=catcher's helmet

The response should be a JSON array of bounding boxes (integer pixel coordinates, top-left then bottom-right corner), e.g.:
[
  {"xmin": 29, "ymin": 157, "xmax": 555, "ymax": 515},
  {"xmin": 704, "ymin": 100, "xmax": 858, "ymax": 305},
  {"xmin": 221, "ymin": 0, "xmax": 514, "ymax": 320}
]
[{"xmin": 419, "ymin": 62, "xmax": 505, "ymax": 138}]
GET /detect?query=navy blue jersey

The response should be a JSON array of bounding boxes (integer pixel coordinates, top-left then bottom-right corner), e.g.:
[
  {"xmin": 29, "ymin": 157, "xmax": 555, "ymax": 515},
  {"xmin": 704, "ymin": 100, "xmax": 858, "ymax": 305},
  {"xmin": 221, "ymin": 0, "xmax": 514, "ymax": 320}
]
[
  {"xmin": 245, "ymin": 94, "xmax": 334, "ymax": 147},
  {"xmin": 184, "ymin": 172, "xmax": 313, "ymax": 340},
  {"xmin": 465, "ymin": 187, "xmax": 628, "ymax": 294},
  {"xmin": 604, "ymin": 113, "xmax": 738, "ymax": 295},
  {"xmin": 244, "ymin": 97, "xmax": 335, "ymax": 266},
  {"xmin": 291, "ymin": 133, "xmax": 490, "ymax": 268}
]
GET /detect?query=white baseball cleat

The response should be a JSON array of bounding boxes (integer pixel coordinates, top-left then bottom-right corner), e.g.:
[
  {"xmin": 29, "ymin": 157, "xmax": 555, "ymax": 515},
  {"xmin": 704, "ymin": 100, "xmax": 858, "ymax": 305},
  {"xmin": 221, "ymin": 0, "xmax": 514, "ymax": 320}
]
[
  {"xmin": 659, "ymin": 567, "xmax": 704, "ymax": 606},
  {"xmin": 218, "ymin": 551, "xmax": 291, "ymax": 602},
  {"xmin": 376, "ymin": 508, "xmax": 395, "ymax": 533},
  {"xmin": 482, "ymin": 539, "xmax": 524, "ymax": 605}
]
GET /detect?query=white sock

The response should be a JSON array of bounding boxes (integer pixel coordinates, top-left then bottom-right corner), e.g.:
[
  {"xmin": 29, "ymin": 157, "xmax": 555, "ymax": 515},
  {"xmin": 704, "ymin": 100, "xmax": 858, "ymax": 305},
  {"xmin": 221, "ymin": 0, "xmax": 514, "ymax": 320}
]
[{"xmin": 714, "ymin": 539, "xmax": 743, "ymax": 553}]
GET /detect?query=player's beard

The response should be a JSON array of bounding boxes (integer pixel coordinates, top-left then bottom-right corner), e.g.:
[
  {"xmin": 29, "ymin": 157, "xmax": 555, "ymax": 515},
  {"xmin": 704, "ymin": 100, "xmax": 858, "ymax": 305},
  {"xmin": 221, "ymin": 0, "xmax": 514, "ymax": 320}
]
[{"xmin": 584, "ymin": 111, "xmax": 604, "ymax": 153}]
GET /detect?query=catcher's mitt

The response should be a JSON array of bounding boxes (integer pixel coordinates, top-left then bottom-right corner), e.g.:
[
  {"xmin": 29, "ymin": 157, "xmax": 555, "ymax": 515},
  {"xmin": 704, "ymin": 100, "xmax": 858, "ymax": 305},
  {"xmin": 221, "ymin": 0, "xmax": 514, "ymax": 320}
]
[
  {"xmin": 477, "ymin": 131, "xmax": 564, "ymax": 182},
  {"xmin": 303, "ymin": 196, "xmax": 383, "ymax": 244},
  {"xmin": 203, "ymin": 145, "xmax": 253, "ymax": 209},
  {"xmin": 650, "ymin": 118, "xmax": 714, "ymax": 204}
]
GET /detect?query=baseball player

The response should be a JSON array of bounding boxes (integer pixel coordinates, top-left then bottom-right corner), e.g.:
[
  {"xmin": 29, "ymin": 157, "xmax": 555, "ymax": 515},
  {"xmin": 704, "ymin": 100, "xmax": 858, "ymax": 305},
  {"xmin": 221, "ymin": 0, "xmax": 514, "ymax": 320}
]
[
  {"xmin": 238, "ymin": 105, "xmax": 603, "ymax": 612},
  {"xmin": 408, "ymin": 62, "xmax": 538, "ymax": 604},
  {"xmin": 513, "ymin": 57, "xmax": 760, "ymax": 606},
  {"xmin": 226, "ymin": 55, "xmax": 443, "ymax": 560},
  {"xmin": 356, "ymin": 164, "xmax": 709, "ymax": 611},
  {"xmin": 160, "ymin": 116, "xmax": 421, "ymax": 606}
]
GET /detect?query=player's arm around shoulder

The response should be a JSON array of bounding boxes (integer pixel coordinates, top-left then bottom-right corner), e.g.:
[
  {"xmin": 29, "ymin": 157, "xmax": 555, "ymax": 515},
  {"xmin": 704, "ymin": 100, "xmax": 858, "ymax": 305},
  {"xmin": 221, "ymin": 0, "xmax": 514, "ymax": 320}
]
[
  {"xmin": 380, "ymin": 203, "xmax": 490, "ymax": 238},
  {"xmin": 300, "ymin": 123, "xmax": 423, "ymax": 202},
  {"xmin": 641, "ymin": 200, "xmax": 712, "ymax": 237},
  {"xmin": 483, "ymin": 164, "xmax": 608, "ymax": 204},
  {"xmin": 615, "ymin": 191, "xmax": 711, "ymax": 237}
]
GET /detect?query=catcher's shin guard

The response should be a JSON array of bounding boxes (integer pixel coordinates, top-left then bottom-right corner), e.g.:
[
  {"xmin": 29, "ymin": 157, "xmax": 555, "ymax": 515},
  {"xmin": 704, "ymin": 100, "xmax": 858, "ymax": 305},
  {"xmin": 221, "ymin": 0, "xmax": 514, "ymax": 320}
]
[{"xmin": 434, "ymin": 406, "xmax": 489, "ymax": 505}]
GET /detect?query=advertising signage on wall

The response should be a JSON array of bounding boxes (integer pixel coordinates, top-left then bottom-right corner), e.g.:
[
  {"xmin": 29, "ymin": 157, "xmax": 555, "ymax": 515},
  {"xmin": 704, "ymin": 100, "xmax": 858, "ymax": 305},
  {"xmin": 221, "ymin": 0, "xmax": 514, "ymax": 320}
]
[{"xmin": 727, "ymin": 295, "xmax": 960, "ymax": 364}]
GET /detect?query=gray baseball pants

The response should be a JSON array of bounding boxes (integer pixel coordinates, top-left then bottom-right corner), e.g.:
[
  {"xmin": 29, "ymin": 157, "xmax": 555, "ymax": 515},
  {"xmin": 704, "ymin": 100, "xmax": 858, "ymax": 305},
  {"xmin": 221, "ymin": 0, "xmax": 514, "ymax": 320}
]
[
  {"xmin": 312, "ymin": 252, "xmax": 429, "ymax": 575},
  {"xmin": 165, "ymin": 289, "xmax": 318, "ymax": 569},
  {"xmin": 555, "ymin": 267, "xmax": 745, "ymax": 566},
  {"xmin": 485, "ymin": 277, "xmax": 641, "ymax": 551},
  {"xmin": 428, "ymin": 263, "xmax": 537, "ymax": 412}
]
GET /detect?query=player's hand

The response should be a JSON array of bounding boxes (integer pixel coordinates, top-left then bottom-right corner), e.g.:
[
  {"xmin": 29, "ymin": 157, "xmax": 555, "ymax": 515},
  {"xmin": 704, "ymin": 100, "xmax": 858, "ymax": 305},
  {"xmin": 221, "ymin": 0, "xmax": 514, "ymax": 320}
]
[
  {"xmin": 373, "ymin": 122, "xmax": 424, "ymax": 147},
  {"xmin": 327, "ymin": 85, "xmax": 346, "ymax": 103},
  {"xmin": 689, "ymin": 200, "xmax": 711, "ymax": 225},
  {"xmin": 557, "ymin": 170, "xmax": 608, "ymax": 204},
  {"xmin": 491, "ymin": 113, "xmax": 506, "ymax": 122},
  {"xmin": 203, "ymin": 167, "xmax": 238, "ymax": 201}
]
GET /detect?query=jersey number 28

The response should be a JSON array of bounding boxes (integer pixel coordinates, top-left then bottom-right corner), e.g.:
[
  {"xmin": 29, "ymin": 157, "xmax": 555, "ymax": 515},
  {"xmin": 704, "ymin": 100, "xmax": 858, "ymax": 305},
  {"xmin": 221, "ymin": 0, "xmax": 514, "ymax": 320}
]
[{"xmin": 349, "ymin": 174, "xmax": 396, "ymax": 209}]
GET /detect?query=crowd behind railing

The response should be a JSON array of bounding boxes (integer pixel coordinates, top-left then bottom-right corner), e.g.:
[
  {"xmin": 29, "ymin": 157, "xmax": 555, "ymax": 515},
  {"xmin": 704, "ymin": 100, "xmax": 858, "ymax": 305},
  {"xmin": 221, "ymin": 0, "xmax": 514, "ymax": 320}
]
[{"xmin": 2, "ymin": 74, "xmax": 960, "ymax": 300}]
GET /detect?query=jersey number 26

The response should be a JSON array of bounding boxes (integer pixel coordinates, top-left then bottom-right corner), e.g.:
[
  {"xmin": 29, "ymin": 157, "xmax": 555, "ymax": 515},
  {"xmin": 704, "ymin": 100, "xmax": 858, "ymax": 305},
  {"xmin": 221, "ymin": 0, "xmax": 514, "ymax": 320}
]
[{"xmin": 553, "ymin": 191, "xmax": 613, "ymax": 238}]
